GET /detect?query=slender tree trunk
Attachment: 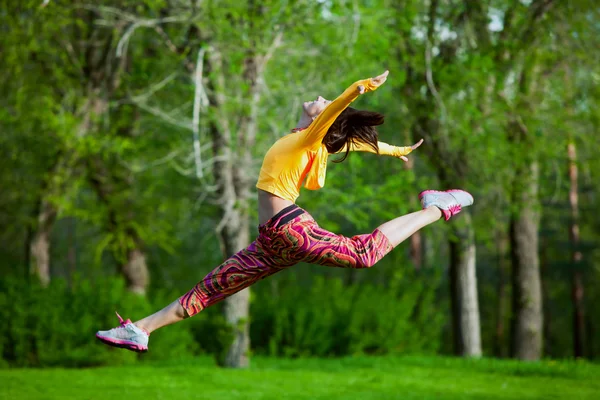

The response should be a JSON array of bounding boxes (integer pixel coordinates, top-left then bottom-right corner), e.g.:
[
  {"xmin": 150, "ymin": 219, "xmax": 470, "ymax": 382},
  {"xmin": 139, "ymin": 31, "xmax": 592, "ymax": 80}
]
[
  {"xmin": 404, "ymin": 157, "xmax": 423, "ymax": 270},
  {"xmin": 206, "ymin": 54, "xmax": 252, "ymax": 365},
  {"xmin": 510, "ymin": 162, "xmax": 543, "ymax": 360},
  {"xmin": 84, "ymin": 93, "xmax": 150, "ymax": 295},
  {"xmin": 210, "ymin": 120, "xmax": 252, "ymax": 367},
  {"xmin": 568, "ymin": 142, "xmax": 585, "ymax": 358},
  {"xmin": 393, "ymin": 1, "xmax": 483, "ymax": 356},
  {"xmin": 28, "ymin": 152, "xmax": 69, "ymax": 286},
  {"xmin": 122, "ymin": 247, "xmax": 149, "ymax": 295},
  {"xmin": 88, "ymin": 160, "xmax": 150, "ymax": 295},
  {"xmin": 406, "ymin": 98, "xmax": 482, "ymax": 357},
  {"xmin": 93, "ymin": 190, "xmax": 150, "ymax": 295},
  {"xmin": 221, "ymin": 216, "xmax": 251, "ymax": 368},
  {"xmin": 222, "ymin": 31, "xmax": 262, "ymax": 367},
  {"xmin": 29, "ymin": 198, "xmax": 57, "ymax": 286},
  {"xmin": 202, "ymin": 6, "xmax": 275, "ymax": 362},
  {"xmin": 89, "ymin": 159, "xmax": 151, "ymax": 294},
  {"xmin": 448, "ymin": 213, "xmax": 482, "ymax": 356},
  {"xmin": 494, "ymin": 230, "xmax": 509, "ymax": 358},
  {"xmin": 408, "ymin": 110, "xmax": 481, "ymax": 356}
]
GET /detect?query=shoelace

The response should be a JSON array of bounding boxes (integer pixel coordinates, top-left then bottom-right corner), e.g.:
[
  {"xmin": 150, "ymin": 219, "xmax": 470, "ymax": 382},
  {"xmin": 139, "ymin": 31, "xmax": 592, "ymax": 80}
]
[
  {"xmin": 114, "ymin": 312, "xmax": 150, "ymax": 336},
  {"xmin": 115, "ymin": 312, "xmax": 133, "ymax": 328}
]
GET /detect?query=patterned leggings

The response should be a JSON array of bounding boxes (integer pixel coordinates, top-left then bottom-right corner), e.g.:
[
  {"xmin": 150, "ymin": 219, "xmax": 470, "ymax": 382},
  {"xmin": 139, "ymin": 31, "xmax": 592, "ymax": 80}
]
[{"xmin": 179, "ymin": 205, "xmax": 393, "ymax": 317}]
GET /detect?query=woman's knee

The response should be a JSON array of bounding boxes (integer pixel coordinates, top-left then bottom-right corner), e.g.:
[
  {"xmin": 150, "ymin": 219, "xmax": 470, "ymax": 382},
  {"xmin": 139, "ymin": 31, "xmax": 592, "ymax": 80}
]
[
  {"xmin": 352, "ymin": 254, "xmax": 378, "ymax": 269},
  {"xmin": 349, "ymin": 231, "xmax": 392, "ymax": 268}
]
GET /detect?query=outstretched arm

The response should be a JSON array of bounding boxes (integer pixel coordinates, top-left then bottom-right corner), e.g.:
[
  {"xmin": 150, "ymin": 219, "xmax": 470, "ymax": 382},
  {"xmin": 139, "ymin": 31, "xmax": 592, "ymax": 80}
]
[
  {"xmin": 334, "ymin": 139, "xmax": 424, "ymax": 162},
  {"xmin": 299, "ymin": 71, "xmax": 389, "ymax": 150}
]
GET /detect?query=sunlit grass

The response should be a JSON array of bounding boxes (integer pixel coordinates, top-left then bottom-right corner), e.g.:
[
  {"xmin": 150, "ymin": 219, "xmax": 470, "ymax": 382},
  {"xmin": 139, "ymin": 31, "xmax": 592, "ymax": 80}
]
[{"xmin": 1, "ymin": 355, "xmax": 598, "ymax": 400}]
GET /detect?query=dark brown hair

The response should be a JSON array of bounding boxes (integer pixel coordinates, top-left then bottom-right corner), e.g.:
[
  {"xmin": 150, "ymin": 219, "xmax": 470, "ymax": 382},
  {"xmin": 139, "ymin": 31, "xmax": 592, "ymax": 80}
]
[{"xmin": 323, "ymin": 107, "xmax": 384, "ymax": 162}]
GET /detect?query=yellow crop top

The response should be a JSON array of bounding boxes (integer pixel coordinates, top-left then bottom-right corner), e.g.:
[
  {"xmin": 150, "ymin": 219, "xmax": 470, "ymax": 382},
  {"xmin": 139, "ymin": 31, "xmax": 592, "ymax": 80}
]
[{"xmin": 256, "ymin": 79, "xmax": 413, "ymax": 202}]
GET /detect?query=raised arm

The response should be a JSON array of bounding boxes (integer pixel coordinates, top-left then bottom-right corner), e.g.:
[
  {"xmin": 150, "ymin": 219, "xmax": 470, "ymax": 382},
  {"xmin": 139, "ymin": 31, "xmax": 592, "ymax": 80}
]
[
  {"xmin": 334, "ymin": 138, "xmax": 424, "ymax": 160},
  {"xmin": 299, "ymin": 71, "xmax": 388, "ymax": 149}
]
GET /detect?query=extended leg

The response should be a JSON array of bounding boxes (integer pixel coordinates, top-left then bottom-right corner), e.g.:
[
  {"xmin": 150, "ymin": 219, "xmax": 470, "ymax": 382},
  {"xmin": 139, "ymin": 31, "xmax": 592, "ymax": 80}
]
[
  {"xmin": 96, "ymin": 240, "xmax": 279, "ymax": 350},
  {"xmin": 377, "ymin": 207, "xmax": 441, "ymax": 248},
  {"xmin": 379, "ymin": 188, "xmax": 475, "ymax": 248},
  {"xmin": 135, "ymin": 299, "xmax": 187, "ymax": 334},
  {"xmin": 303, "ymin": 189, "xmax": 473, "ymax": 269}
]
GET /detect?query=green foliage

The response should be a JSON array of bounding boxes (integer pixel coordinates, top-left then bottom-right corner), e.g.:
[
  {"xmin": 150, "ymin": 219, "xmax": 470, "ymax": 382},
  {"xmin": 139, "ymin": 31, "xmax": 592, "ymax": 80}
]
[
  {"xmin": 250, "ymin": 272, "xmax": 444, "ymax": 357},
  {"xmin": 1, "ymin": 0, "xmax": 600, "ymax": 365},
  {"xmin": 189, "ymin": 310, "xmax": 236, "ymax": 367},
  {"xmin": 0, "ymin": 276, "xmax": 199, "ymax": 368},
  {"xmin": 0, "ymin": 272, "xmax": 444, "ymax": 367}
]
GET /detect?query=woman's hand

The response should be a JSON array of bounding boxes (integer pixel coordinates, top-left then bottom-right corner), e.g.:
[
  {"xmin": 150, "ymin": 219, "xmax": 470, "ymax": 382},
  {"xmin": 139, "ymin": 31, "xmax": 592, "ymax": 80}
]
[
  {"xmin": 400, "ymin": 138, "xmax": 424, "ymax": 162},
  {"xmin": 411, "ymin": 138, "xmax": 424, "ymax": 150},
  {"xmin": 358, "ymin": 70, "xmax": 389, "ymax": 94}
]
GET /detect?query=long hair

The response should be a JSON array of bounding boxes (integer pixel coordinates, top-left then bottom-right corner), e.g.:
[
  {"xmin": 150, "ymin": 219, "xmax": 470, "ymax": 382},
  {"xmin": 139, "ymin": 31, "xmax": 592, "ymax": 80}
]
[{"xmin": 322, "ymin": 107, "xmax": 384, "ymax": 163}]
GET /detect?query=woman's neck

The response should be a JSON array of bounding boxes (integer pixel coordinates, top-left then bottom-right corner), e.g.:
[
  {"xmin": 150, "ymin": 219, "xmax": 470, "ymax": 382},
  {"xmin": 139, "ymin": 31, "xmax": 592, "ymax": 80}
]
[{"xmin": 294, "ymin": 114, "xmax": 313, "ymax": 131}]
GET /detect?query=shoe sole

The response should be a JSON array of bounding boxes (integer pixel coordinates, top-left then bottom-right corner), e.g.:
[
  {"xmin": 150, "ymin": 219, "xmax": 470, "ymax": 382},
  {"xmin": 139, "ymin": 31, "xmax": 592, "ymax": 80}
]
[{"xmin": 96, "ymin": 333, "xmax": 148, "ymax": 353}]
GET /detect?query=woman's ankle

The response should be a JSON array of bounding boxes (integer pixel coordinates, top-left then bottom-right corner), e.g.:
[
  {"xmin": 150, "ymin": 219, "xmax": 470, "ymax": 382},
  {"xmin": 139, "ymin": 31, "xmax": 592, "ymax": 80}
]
[
  {"xmin": 425, "ymin": 206, "xmax": 443, "ymax": 220},
  {"xmin": 134, "ymin": 322, "xmax": 151, "ymax": 335}
]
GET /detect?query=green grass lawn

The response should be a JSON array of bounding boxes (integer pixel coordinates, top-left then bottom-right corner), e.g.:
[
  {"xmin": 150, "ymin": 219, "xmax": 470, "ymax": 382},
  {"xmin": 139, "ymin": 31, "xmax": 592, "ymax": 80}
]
[{"xmin": 1, "ymin": 355, "xmax": 598, "ymax": 400}]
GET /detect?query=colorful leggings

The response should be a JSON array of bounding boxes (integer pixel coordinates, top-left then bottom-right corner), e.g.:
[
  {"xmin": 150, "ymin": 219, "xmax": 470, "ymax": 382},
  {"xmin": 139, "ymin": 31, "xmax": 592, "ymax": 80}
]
[{"xmin": 179, "ymin": 205, "xmax": 393, "ymax": 317}]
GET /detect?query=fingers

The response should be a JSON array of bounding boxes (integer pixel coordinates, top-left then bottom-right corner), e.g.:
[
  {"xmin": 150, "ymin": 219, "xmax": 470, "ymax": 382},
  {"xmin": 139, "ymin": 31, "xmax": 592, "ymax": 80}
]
[
  {"xmin": 400, "ymin": 156, "xmax": 409, "ymax": 162},
  {"xmin": 357, "ymin": 84, "xmax": 365, "ymax": 94},
  {"xmin": 375, "ymin": 70, "xmax": 389, "ymax": 81},
  {"xmin": 371, "ymin": 70, "xmax": 389, "ymax": 86},
  {"xmin": 412, "ymin": 138, "xmax": 424, "ymax": 149}
]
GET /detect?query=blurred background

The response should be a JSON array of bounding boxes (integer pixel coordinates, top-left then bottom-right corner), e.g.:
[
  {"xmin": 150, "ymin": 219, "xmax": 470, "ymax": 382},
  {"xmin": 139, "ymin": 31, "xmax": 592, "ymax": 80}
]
[{"xmin": 1, "ymin": 0, "xmax": 599, "ymax": 373}]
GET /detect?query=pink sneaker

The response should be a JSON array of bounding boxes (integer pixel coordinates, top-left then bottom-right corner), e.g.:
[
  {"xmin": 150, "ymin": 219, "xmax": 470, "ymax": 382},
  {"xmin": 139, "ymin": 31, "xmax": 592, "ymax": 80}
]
[
  {"xmin": 96, "ymin": 312, "xmax": 149, "ymax": 352},
  {"xmin": 419, "ymin": 189, "xmax": 474, "ymax": 221}
]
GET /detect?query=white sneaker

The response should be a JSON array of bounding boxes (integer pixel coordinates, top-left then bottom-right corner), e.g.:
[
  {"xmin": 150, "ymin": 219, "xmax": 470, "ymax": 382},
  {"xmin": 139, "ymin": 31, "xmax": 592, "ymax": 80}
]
[
  {"xmin": 419, "ymin": 189, "xmax": 474, "ymax": 221},
  {"xmin": 96, "ymin": 312, "xmax": 149, "ymax": 352}
]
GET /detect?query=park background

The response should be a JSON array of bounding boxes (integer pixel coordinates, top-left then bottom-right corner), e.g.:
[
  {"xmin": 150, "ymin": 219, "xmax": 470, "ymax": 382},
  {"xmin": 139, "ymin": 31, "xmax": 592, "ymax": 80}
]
[{"xmin": 1, "ymin": 0, "xmax": 599, "ymax": 399}]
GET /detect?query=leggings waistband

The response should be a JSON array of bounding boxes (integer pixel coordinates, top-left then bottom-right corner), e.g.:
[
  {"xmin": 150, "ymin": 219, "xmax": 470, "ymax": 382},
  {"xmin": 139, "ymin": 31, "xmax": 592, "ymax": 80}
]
[{"xmin": 262, "ymin": 204, "xmax": 307, "ymax": 230}]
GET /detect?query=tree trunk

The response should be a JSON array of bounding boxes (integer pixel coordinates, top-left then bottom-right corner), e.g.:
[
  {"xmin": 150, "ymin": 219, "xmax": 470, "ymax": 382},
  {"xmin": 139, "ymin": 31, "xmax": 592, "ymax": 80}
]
[
  {"xmin": 84, "ymin": 93, "xmax": 150, "ymax": 295},
  {"xmin": 510, "ymin": 161, "xmax": 543, "ymax": 360},
  {"xmin": 203, "ymin": 17, "xmax": 269, "ymax": 364},
  {"xmin": 404, "ymin": 157, "xmax": 423, "ymax": 270},
  {"xmin": 28, "ymin": 151, "xmax": 68, "ymax": 286},
  {"xmin": 95, "ymin": 189, "xmax": 150, "ymax": 295},
  {"xmin": 210, "ymin": 130, "xmax": 252, "ymax": 367},
  {"xmin": 29, "ymin": 198, "xmax": 57, "ymax": 286},
  {"xmin": 568, "ymin": 142, "xmax": 585, "ymax": 358},
  {"xmin": 448, "ymin": 213, "xmax": 482, "ymax": 357},
  {"xmin": 221, "ymin": 216, "xmax": 251, "ymax": 368},
  {"xmin": 122, "ymin": 247, "xmax": 149, "ymax": 295},
  {"xmin": 88, "ymin": 156, "xmax": 151, "ymax": 295}
]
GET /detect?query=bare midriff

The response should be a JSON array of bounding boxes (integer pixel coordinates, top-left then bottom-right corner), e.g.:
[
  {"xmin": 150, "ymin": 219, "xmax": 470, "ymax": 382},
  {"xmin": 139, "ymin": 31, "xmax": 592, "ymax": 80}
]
[
  {"xmin": 255, "ymin": 78, "xmax": 413, "ymax": 226},
  {"xmin": 258, "ymin": 189, "xmax": 295, "ymax": 226}
]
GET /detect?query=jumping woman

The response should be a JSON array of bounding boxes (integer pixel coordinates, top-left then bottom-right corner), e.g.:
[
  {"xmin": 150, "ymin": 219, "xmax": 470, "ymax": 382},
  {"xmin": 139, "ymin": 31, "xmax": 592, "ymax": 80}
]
[{"xmin": 96, "ymin": 70, "xmax": 473, "ymax": 352}]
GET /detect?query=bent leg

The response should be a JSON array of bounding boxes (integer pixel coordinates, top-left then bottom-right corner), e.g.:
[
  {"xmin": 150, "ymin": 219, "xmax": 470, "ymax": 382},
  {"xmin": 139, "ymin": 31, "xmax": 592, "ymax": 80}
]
[
  {"xmin": 136, "ymin": 241, "xmax": 277, "ymax": 333},
  {"xmin": 178, "ymin": 242, "xmax": 276, "ymax": 317},
  {"xmin": 303, "ymin": 207, "xmax": 442, "ymax": 269},
  {"xmin": 302, "ymin": 224, "xmax": 393, "ymax": 269}
]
